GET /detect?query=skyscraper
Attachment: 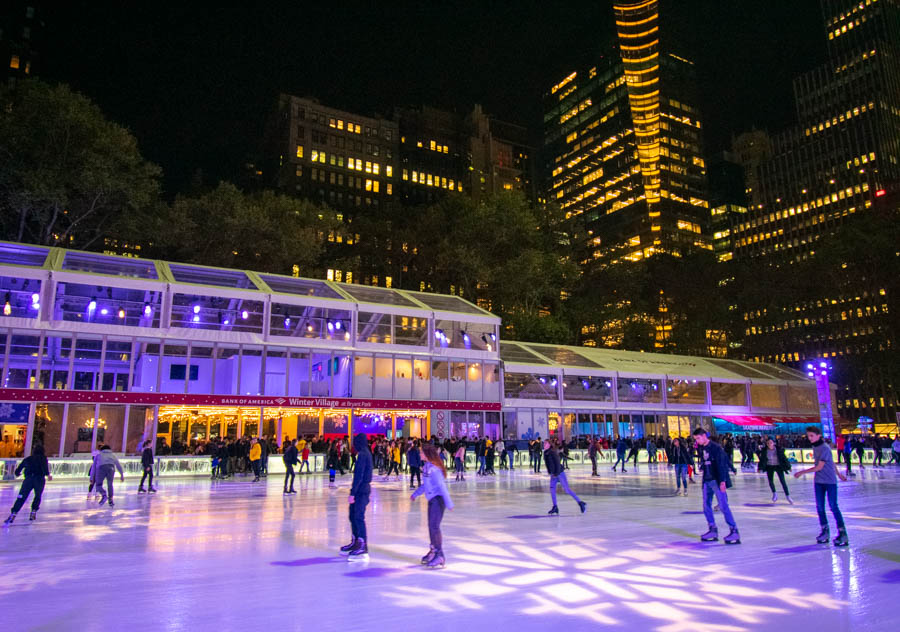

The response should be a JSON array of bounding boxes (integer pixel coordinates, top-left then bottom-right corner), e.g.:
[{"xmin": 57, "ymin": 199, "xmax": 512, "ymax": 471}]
[
  {"xmin": 734, "ymin": 0, "xmax": 900, "ymax": 423},
  {"xmin": 543, "ymin": 0, "xmax": 710, "ymax": 267}
]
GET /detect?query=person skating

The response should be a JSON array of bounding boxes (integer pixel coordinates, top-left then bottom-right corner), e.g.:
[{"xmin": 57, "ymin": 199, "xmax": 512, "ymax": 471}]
[
  {"xmin": 760, "ymin": 438, "xmax": 792, "ymax": 503},
  {"xmin": 693, "ymin": 428, "xmax": 740, "ymax": 544},
  {"xmin": 891, "ymin": 435, "xmax": 900, "ymax": 465},
  {"xmin": 612, "ymin": 436, "xmax": 628, "ymax": 472},
  {"xmin": 589, "ymin": 437, "xmax": 599, "ymax": 476},
  {"xmin": 408, "ymin": 441, "xmax": 422, "ymax": 488},
  {"xmin": 342, "ymin": 433, "xmax": 373, "ymax": 561},
  {"xmin": 283, "ymin": 439, "xmax": 298, "ymax": 494},
  {"xmin": 627, "ymin": 439, "xmax": 640, "ymax": 470},
  {"xmin": 137, "ymin": 440, "xmax": 156, "ymax": 494},
  {"xmin": 4, "ymin": 443, "xmax": 52, "ymax": 525},
  {"xmin": 794, "ymin": 426, "xmax": 849, "ymax": 547},
  {"xmin": 92, "ymin": 444, "xmax": 124, "ymax": 508},
  {"xmin": 411, "ymin": 443, "xmax": 454, "ymax": 569},
  {"xmin": 454, "ymin": 443, "xmax": 466, "ymax": 481},
  {"xmin": 670, "ymin": 437, "xmax": 693, "ymax": 496},
  {"xmin": 249, "ymin": 438, "xmax": 262, "ymax": 482},
  {"xmin": 544, "ymin": 440, "xmax": 586, "ymax": 515}
]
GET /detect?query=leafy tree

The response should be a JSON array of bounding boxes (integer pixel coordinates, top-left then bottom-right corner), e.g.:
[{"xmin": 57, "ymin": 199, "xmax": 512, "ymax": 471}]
[
  {"xmin": 0, "ymin": 80, "xmax": 161, "ymax": 248},
  {"xmin": 144, "ymin": 182, "xmax": 338, "ymax": 277}
]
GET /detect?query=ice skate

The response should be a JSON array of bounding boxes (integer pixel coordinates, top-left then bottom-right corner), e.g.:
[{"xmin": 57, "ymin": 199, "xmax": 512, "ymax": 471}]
[
  {"xmin": 816, "ymin": 525, "xmax": 830, "ymax": 544},
  {"xmin": 772, "ymin": 493, "xmax": 777, "ymax": 502},
  {"xmin": 149, "ymin": 487, "xmax": 157, "ymax": 494},
  {"xmin": 547, "ymin": 505, "xmax": 559, "ymax": 515},
  {"xmin": 700, "ymin": 525, "xmax": 719, "ymax": 542},
  {"xmin": 138, "ymin": 487, "xmax": 146, "ymax": 494},
  {"xmin": 786, "ymin": 496, "xmax": 793, "ymax": 505},
  {"xmin": 108, "ymin": 500, "xmax": 115, "ymax": 508},
  {"xmin": 3, "ymin": 513, "xmax": 15, "ymax": 526},
  {"xmin": 421, "ymin": 547, "xmax": 436, "ymax": 565},
  {"xmin": 578, "ymin": 501, "xmax": 587, "ymax": 514},
  {"xmin": 347, "ymin": 538, "xmax": 368, "ymax": 561},
  {"xmin": 724, "ymin": 527, "xmax": 741, "ymax": 545},
  {"xmin": 29, "ymin": 511, "xmax": 37, "ymax": 521},
  {"xmin": 425, "ymin": 552, "xmax": 445, "ymax": 569},
  {"xmin": 833, "ymin": 528, "xmax": 849, "ymax": 547},
  {"xmin": 340, "ymin": 537, "xmax": 358, "ymax": 555},
  {"xmin": 98, "ymin": 495, "xmax": 108, "ymax": 506}
]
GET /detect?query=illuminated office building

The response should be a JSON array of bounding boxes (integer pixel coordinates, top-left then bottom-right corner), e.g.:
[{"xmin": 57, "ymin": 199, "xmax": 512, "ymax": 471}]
[
  {"xmin": 1, "ymin": 2, "xmax": 41, "ymax": 86},
  {"xmin": 543, "ymin": 0, "xmax": 710, "ymax": 267},
  {"xmin": 733, "ymin": 0, "xmax": 900, "ymax": 423}
]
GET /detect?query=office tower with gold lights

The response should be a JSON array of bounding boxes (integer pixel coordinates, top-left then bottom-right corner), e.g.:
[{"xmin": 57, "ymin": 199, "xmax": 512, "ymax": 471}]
[
  {"xmin": 734, "ymin": 0, "xmax": 900, "ymax": 424},
  {"xmin": 543, "ymin": 0, "xmax": 710, "ymax": 267}
]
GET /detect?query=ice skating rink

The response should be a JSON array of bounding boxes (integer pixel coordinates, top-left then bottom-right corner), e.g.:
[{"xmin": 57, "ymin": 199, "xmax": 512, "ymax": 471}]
[{"xmin": 1, "ymin": 463, "xmax": 898, "ymax": 632}]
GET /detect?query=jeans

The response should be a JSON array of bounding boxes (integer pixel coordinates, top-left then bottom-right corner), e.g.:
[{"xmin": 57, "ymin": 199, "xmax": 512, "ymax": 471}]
[
  {"xmin": 613, "ymin": 454, "xmax": 626, "ymax": 470},
  {"xmin": 251, "ymin": 460, "xmax": 261, "ymax": 478},
  {"xmin": 814, "ymin": 483, "xmax": 845, "ymax": 529},
  {"xmin": 478, "ymin": 456, "xmax": 486, "ymax": 474},
  {"xmin": 549, "ymin": 471, "xmax": 581, "ymax": 506},
  {"xmin": 702, "ymin": 480, "xmax": 736, "ymax": 529},
  {"xmin": 95, "ymin": 464, "xmax": 116, "ymax": 501},
  {"xmin": 12, "ymin": 476, "xmax": 45, "ymax": 513},
  {"xmin": 508, "ymin": 452, "xmax": 514, "ymax": 470},
  {"xmin": 674, "ymin": 464, "xmax": 688, "ymax": 489},
  {"xmin": 298, "ymin": 459, "xmax": 310, "ymax": 473},
  {"xmin": 410, "ymin": 466, "xmax": 422, "ymax": 487},
  {"xmin": 428, "ymin": 496, "xmax": 446, "ymax": 552},
  {"xmin": 349, "ymin": 493, "xmax": 369, "ymax": 541},
  {"xmin": 590, "ymin": 455, "xmax": 598, "ymax": 475},
  {"xmin": 284, "ymin": 465, "xmax": 295, "ymax": 491},
  {"xmin": 454, "ymin": 457, "xmax": 464, "ymax": 474},
  {"xmin": 139, "ymin": 466, "xmax": 154, "ymax": 490},
  {"xmin": 765, "ymin": 467, "xmax": 790, "ymax": 496}
]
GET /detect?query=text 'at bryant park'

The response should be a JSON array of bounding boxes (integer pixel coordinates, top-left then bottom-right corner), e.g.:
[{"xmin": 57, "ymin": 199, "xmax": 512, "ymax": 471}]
[{"xmin": 0, "ymin": 1, "xmax": 899, "ymax": 631}]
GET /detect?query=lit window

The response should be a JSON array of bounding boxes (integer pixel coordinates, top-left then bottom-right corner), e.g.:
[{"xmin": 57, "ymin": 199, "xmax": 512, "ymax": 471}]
[
  {"xmin": 385, "ymin": 276, "xmax": 393, "ymax": 288},
  {"xmin": 311, "ymin": 149, "xmax": 319, "ymax": 162},
  {"xmin": 373, "ymin": 163, "xmax": 380, "ymax": 175},
  {"xmin": 296, "ymin": 145, "xmax": 304, "ymax": 158},
  {"xmin": 386, "ymin": 183, "xmax": 393, "ymax": 195},
  {"xmin": 385, "ymin": 165, "xmax": 392, "ymax": 177},
  {"xmin": 327, "ymin": 269, "xmax": 335, "ymax": 281},
  {"xmin": 9, "ymin": 55, "xmax": 20, "ymax": 70},
  {"xmin": 329, "ymin": 118, "xmax": 336, "ymax": 128},
  {"xmin": 355, "ymin": 124, "xmax": 361, "ymax": 134},
  {"xmin": 430, "ymin": 140, "xmax": 436, "ymax": 151},
  {"xmin": 337, "ymin": 120, "xmax": 344, "ymax": 130}
]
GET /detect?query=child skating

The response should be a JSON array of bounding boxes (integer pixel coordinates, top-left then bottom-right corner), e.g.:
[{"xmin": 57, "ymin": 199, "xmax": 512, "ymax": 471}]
[
  {"xmin": 4, "ymin": 443, "xmax": 52, "ymax": 525},
  {"xmin": 794, "ymin": 426, "xmax": 849, "ymax": 547},
  {"xmin": 410, "ymin": 443, "xmax": 454, "ymax": 569}
]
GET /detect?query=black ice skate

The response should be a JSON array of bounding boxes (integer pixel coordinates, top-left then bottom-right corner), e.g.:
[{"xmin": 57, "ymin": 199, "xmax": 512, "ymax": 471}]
[
  {"xmin": 425, "ymin": 552, "xmax": 445, "ymax": 569},
  {"xmin": 548, "ymin": 505, "xmax": 559, "ymax": 515},
  {"xmin": 29, "ymin": 511, "xmax": 37, "ymax": 521},
  {"xmin": 833, "ymin": 528, "xmax": 849, "ymax": 547},
  {"xmin": 340, "ymin": 537, "xmax": 358, "ymax": 556},
  {"xmin": 421, "ymin": 547, "xmax": 436, "ymax": 565},
  {"xmin": 724, "ymin": 527, "xmax": 741, "ymax": 545},
  {"xmin": 578, "ymin": 501, "xmax": 587, "ymax": 514},
  {"xmin": 347, "ymin": 538, "xmax": 369, "ymax": 561},
  {"xmin": 3, "ymin": 513, "xmax": 15, "ymax": 525},
  {"xmin": 816, "ymin": 526, "xmax": 830, "ymax": 544},
  {"xmin": 700, "ymin": 525, "xmax": 719, "ymax": 542}
]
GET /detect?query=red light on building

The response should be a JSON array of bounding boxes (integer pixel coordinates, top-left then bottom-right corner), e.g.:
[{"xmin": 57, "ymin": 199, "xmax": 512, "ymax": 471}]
[{"xmin": 874, "ymin": 189, "xmax": 886, "ymax": 197}]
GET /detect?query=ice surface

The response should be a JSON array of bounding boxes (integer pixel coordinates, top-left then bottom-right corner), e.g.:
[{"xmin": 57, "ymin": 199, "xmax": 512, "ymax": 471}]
[{"xmin": 1, "ymin": 462, "xmax": 898, "ymax": 631}]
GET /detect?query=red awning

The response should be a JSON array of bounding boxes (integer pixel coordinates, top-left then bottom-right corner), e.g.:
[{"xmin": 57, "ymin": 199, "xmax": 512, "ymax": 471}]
[{"xmin": 715, "ymin": 415, "xmax": 820, "ymax": 427}]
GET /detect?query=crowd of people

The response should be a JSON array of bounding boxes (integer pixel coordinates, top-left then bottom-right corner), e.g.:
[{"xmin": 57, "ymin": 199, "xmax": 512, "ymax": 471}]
[{"xmin": 4, "ymin": 426, "xmax": 900, "ymax": 566}]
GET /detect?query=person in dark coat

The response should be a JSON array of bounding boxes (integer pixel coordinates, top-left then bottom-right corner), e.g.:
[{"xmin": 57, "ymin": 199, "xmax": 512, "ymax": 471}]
[
  {"xmin": 283, "ymin": 439, "xmax": 299, "ymax": 494},
  {"xmin": 544, "ymin": 440, "xmax": 586, "ymax": 516},
  {"xmin": 4, "ymin": 443, "xmax": 52, "ymax": 524},
  {"xmin": 342, "ymin": 433, "xmax": 373, "ymax": 560},
  {"xmin": 408, "ymin": 441, "xmax": 422, "ymax": 488},
  {"xmin": 613, "ymin": 437, "xmax": 628, "ymax": 472},
  {"xmin": 759, "ymin": 437, "xmax": 793, "ymax": 503},
  {"xmin": 694, "ymin": 428, "xmax": 740, "ymax": 544},
  {"xmin": 138, "ymin": 440, "xmax": 156, "ymax": 493}
]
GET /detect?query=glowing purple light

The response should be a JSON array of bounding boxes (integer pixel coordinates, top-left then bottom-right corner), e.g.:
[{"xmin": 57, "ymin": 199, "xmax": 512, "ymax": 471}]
[
  {"xmin": 241, "ymin": 310, "xmax": 249, "ymax": 320},
  {"xmin": 284, "ymin": 317, "xmax": 291, "ymax": 329},
  {"xmin": 100, "ymin": 307, "xmax": 109, "ymax": 316},
  {"xmin": 192, "ymin": 315, "xmax": 200, "ymax": 323},
  {"xmin": 327, "ymin": 322, "xmax": 335, "ymax": 333},
  {"xmin": 223, "ymin": 318, "xmax": 230, "ymax": 325},
  {"xmin": 143, "ymin": 303, "xmax": 152, "ymax": 317},
  {"xmin": 193, "ymin": 304, "xmax": 201, "ymax": 314},
  {"xmin": 335, "ymin": 321, "xmax": 342, "ymax": 330}
]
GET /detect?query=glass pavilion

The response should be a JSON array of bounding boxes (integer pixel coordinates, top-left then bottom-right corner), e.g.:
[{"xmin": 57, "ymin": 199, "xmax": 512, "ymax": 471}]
[{"xmin": 0, "ymin": 241, "xmax": 827, "ymax": 460}]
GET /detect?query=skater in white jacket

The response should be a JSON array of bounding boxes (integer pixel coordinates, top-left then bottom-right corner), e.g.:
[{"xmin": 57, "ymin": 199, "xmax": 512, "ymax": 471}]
[{"xmin": 411, "ymin": 443, "xmax": 454, "ymax": 569}]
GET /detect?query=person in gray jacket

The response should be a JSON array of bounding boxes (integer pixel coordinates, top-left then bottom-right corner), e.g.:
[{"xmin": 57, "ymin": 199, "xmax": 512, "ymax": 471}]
[
  {"xmin": 92, "ymin": 445, "xmax": 125, "ymax": 507},
  {"xmin": 411, "ymin": 443, "xmax": 454, "ymax": 569}
]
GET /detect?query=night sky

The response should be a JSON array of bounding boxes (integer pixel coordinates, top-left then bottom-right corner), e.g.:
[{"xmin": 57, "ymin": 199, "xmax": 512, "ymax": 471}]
[{"xmin": 42, "ymin": 1, "xmax": 826, "ymax": 197}]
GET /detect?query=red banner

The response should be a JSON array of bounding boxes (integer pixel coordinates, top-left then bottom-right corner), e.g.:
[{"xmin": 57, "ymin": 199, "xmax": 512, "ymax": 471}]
[{"xmin": 0, "ymin": 388, "xmax": 501, "ymax": 412}]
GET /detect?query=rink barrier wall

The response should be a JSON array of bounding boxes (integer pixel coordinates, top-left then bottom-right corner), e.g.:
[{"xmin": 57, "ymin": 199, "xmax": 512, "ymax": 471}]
[{"xmin": 2, "ymin": 448, "xmax": 894, "ymax": 480}]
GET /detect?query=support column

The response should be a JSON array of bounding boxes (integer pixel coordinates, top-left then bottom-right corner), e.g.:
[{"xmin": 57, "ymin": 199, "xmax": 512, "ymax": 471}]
[
  {"xmin": 257, "ymin": 408, "xmax": 263, "ymax": 439},
  {"xmin": 58, "ymin": 403, "xmax": 69, "ymax": 457},
  {"xmin": 23, "ymin": 402, "xmax": 36, "ymax": 456},
  {"xmin": 276, "ymin": 414, "xmax": 283, "ymax": 449},
  {"xmin": 90, "ymin": 402, "xmax": 101, "ymax": 452},
  {"xmin": 391, "ymin": 413, "xmax": 397, "ymax": 440},
  {"xmin": 150, "ymin": 406, "xmax": 160, "ymax": 457},
  {"xmin": 121, "ymin": 404, "xmax": 131, "ymax": 454},
  {"xmin": 318, "ymin": 409, "xmax": 324, "ymax": 437},
  {"xmin": 347, "ymin": 409, "xmax": 353, "ymax": 440},
  {"xmin": 426, "ymin": 411, "xmax": 431, "ymax": 439}
]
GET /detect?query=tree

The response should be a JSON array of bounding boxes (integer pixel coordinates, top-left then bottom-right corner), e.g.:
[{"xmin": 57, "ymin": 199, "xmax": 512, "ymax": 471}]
[
  {"xmin": 0, "ymin": 80, "xmax": 161, "ymax": 248},
  {"xmin": 144, "ymin": 182, "xmax": 337, "ymax": 276}
]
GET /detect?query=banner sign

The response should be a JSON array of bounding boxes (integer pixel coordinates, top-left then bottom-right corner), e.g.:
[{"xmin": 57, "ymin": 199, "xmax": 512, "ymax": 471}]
[{"xmin": 0, "ymin": 388, "xmax": 501, "ymax": 412}]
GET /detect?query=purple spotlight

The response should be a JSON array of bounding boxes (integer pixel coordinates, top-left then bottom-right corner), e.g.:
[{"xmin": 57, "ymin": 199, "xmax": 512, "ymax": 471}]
[
  {"xmin": 808, "ymin": 371, "xmax": 815, "ymax": 377},
  {"xmin": 806, "ymin": 363, "xmax": 814, "ymax": 371},
  {"xmin": 241, "ymin": 310, "xmax": 249, "ymax": 320},
  {"xmin": 605, "ymin": 380, "xmax": 612, "ymax": 388},
  {"xmin": 819, "ymin": 361, "xmax": 827, "ymax": 369},
  {"xmin": 582, "ymin": 380, "xmax": 590, "ymax": 390},
  {"xmin": 434, "ymin": 330, "xmax": 442, "ymax": 339},
  {"xmin": 550, "ymin": 378, "xmax": 558, "ymax": 387},
  {"xmin": 327, "ymin": 321, "xmax": 335, "ymax": 332},
  {"xmin": 100, "ymin": 307, "xmax": 109, "ymax": 316},
  {"xmin": 31, "ymin": 292, "xmax": 39, "ymax": 304},
  {"xmin": 284, "ymin": 316, "xmax": 291, "ymax": 329},
  {"xmin": 223, "ymin": 318, "xmax": 230, "ymax": 325},
  {"xmin": 192, "ymin": 315, "xmax": 200, "ymax": 323},
  {"xmin": 87, "ymin": 298, "xmax": 97, "ymax": 312},
  {"xmin": 193, "ymin": 304, "xmax": 201, "ymax": 314},
  {"xmin": 539, "ymin": 377, "xmax": 546, "ymax": 385},
  {"xmin": 335, "ymin": 321, "xmax": 342, "ymax": 330},
  {"xmin": 143, "ymin": 303, "xmax": 152, "ymax": 317}
]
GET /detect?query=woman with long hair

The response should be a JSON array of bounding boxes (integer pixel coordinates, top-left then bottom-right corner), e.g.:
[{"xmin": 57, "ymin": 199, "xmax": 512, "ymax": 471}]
[{"xmin": 411, "ymin": 443, "xmax": 454, "ymax": 569}]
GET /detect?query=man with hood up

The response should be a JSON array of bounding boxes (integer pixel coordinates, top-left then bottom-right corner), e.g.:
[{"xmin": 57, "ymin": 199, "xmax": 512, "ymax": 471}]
[{"xmin": 341, "ymin": 433, "xmax": 373, "ymax": 561}]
